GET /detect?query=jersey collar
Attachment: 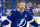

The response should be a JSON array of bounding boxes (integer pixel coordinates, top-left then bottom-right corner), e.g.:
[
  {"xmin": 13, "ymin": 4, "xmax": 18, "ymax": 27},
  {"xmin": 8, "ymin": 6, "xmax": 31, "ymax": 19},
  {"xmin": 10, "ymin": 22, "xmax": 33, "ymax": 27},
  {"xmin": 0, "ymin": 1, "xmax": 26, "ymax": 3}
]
[{"xmin": 17, "ymin": 9, "xmax": 25, "ymax": 14}]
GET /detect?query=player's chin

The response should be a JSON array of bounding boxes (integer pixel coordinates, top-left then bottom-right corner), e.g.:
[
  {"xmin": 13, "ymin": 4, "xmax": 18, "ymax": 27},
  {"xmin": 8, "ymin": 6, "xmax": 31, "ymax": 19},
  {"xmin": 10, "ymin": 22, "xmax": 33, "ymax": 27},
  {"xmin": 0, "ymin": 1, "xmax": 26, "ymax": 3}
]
[{"xmin": 22, "ymin": 8, "xmax": 25, "ymax": 10}]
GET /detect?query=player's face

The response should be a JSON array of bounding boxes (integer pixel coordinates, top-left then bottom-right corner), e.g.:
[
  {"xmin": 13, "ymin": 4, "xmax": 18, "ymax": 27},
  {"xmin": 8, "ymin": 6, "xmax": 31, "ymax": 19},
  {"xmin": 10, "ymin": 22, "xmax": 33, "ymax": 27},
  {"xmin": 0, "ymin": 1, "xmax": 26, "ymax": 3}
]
[
  {"xmin": 38, "ymin": 5, "xmax": 40, "ymax": 8},
  {"xmin": 19, "ymin": 2, "xmax": 25, "ymax": 10},
  {"xmin": 29, "ymin": 4, "xmax": 32, "ymax": 7}
]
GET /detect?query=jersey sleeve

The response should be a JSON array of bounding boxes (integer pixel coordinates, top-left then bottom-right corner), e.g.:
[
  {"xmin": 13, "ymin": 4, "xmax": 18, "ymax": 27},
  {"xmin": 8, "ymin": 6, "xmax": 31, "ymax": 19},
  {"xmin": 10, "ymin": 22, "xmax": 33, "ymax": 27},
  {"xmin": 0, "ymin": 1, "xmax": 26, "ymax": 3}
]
[
  {"xmin": 27, "ymin": 12, "xmax": 39, "ymax": 27},
  {"xmin": 2, "ymin": 20, "xmax": 9, "ymax": 25},
  {"xmin": 7, "ymin": 10, "xmax": 15, "ymax": 21},
  {"xmin": 27, "ymin": 12, "xmax": 33, "ymax": 21},
  {"xmin": 2, "ymin": 10, "xmax": 15, "ymax": 25}
]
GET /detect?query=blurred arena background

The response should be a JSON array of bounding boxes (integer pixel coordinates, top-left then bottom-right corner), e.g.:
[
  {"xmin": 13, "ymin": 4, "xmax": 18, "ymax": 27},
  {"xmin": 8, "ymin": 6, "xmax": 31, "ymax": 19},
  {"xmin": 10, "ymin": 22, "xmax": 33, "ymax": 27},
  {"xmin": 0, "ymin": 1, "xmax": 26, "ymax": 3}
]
[
  {"xmin": 0, "ymin": 0, "xmax": 40, "ymax": 27},
  {"xmin": 0, "ymin": 0, "xmax": 40, "ymax": 16}
]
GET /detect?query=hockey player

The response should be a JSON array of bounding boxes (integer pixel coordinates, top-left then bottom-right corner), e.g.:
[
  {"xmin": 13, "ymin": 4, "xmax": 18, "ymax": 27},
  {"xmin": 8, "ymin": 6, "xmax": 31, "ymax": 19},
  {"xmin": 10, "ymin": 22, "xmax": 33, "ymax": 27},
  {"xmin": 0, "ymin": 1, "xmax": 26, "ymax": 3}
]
[{"xmin": 2, "ymin": 1, "xmax": 39, "ymax": 27}]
